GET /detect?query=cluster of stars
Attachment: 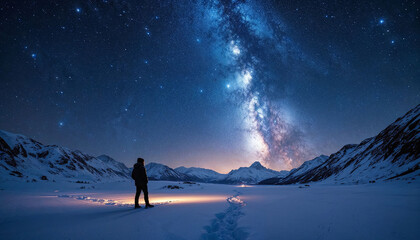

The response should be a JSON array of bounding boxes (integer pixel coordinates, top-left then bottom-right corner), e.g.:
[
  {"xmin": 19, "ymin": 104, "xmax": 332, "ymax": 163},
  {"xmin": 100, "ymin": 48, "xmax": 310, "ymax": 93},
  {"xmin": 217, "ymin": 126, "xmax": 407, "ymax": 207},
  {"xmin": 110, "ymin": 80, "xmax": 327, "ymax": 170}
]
[{"xmin": 376, "ymin": 17, "xmax": 397, "ymax": 45}]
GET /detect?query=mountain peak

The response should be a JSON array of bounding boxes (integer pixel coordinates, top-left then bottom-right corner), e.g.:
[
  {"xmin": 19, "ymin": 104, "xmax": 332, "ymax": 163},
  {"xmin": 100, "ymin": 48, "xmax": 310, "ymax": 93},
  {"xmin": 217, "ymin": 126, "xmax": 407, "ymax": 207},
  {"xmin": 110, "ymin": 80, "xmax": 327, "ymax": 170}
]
[
  {"xmin": 146, "ymin": 162, "xmax": 167, "ymax": 168},
  {"xmin": 250, "ymin": 161, "xmax": 264, "ymax": 169},
  {"xmin": 97, "ymin": 155, "xmax": 113, "ymax": 162}
]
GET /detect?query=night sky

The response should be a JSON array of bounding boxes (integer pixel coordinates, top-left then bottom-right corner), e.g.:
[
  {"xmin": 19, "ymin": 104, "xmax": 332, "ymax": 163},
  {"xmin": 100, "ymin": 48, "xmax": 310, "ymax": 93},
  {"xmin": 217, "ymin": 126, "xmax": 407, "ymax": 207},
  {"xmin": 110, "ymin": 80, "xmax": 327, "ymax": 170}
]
[{"xmin": 1, "ymin": 0, "xmax": 419, "ymax": 173}]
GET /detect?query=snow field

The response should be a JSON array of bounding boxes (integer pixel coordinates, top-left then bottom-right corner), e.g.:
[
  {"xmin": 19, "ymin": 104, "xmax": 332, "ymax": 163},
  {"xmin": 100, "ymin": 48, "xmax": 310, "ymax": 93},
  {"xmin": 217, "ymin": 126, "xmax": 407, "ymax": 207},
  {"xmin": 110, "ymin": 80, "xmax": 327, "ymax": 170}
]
[{"xmin": 0, "ymin": 180, "xmax": 419, "ymax": 240}]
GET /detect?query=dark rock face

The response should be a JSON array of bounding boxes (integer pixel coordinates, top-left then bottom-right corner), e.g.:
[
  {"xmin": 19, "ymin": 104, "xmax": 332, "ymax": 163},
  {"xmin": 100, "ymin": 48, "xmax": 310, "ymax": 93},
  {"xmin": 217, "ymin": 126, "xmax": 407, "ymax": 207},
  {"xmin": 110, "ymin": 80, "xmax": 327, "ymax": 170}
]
[
  {"xmin": 260, "ymin": 104, "xmax": 420, "ymax": 185},
  {"xmin": 0, "ymin": 138, "xmax": 17, "ymax": 168},
  {"xmin": 10, "ymin": 171, "xmax": 23, "ymax": 177}
]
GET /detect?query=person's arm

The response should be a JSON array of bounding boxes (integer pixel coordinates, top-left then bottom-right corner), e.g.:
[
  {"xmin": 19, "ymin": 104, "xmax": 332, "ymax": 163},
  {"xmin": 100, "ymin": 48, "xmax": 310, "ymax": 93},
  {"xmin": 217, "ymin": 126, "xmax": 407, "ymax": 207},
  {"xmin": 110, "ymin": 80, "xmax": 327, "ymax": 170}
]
[
  {"xmin": 131, "ymin": 169, "xmax": 136, "ymax": 180},
  {"xmin": 143, "ymin": 168, "xmax": 149, "ymax": 183}
]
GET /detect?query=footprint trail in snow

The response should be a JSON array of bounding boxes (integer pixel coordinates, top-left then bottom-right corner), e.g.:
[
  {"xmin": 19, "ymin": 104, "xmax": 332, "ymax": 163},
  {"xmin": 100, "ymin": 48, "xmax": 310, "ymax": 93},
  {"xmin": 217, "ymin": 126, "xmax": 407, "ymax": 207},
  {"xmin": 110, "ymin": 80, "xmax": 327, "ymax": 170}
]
[{"xmin": 202, "ymin": 191, "xmax": 248, "ymax": 240}]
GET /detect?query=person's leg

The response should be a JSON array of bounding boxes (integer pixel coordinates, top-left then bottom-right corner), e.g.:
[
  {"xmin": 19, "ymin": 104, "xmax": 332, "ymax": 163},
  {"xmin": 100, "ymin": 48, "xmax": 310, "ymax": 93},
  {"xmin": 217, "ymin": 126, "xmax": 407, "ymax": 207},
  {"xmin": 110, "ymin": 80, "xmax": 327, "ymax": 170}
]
[
  {"xmin": 142, "ymin": 183, "xmax": 150, "ymax": 206},
  {"xmin": 134, "ymin": 185, "xmax": 141, "ymax": 207}
]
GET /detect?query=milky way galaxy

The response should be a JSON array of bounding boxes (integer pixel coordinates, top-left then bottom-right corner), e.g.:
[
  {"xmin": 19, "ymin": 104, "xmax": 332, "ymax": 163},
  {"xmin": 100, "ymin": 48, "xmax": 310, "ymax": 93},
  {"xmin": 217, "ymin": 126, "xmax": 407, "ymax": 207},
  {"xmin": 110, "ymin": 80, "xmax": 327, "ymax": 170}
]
[{"xmin": 192, "ymin": 0, "xmax": 317, "ymax": 169}]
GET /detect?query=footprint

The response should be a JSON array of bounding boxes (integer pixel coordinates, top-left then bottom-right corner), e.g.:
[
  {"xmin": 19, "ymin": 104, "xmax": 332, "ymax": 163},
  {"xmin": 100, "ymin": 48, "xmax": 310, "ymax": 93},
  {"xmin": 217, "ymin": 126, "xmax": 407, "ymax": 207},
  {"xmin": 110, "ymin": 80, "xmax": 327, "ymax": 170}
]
[{"xmin": 201, "ymin": 191, "xmax": 249, "ymax": 240}]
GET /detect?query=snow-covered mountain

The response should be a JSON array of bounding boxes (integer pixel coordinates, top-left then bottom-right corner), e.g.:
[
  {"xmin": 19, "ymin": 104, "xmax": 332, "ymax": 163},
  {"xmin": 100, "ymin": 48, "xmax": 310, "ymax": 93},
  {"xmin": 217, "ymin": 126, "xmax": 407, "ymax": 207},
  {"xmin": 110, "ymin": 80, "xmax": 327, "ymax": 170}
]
[
  {"xmin": 261, "ymin": 104, "xmax": 420, "ymax": 185},
  {"xmin": 221, "ymin": 161, "xmax": 289, "ymax": 184},
  {"xmin": 259, "ymin": 155, "xmax": 328, "ymax": 185},
  {"xmin": 175, "ymin": 166, "xmax": 226, "ymax": 182},
  {"xmin": 0, "ymin": 130, "xmax": 130, "ymax": 182},
  {"xmin": 145, "ymin": 161, "xmax": 286, "ymax": 184},
  {"xmin": 145, "ymin": 162, "xmax": 189, "ymax": 181}
]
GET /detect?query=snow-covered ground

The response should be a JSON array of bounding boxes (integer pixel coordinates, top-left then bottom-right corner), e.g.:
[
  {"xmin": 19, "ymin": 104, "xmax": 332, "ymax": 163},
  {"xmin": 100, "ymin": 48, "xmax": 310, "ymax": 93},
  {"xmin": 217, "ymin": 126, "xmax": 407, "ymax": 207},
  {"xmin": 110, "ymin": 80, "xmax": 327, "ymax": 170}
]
[{"xmin": 0, "ymin": 180, "xmax": 419, "ymax": 240}]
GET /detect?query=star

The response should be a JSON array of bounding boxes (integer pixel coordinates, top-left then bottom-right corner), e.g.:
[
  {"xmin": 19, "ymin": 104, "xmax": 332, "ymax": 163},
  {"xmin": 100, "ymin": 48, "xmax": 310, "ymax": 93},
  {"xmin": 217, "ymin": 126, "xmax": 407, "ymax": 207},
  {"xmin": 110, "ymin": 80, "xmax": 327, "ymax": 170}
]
[
  {"xmin": 76, "ymin": 8, "xmax": 81, "ymax": 13},
  {"xmin": 391, "ymin": 40, "xmax": 395, "ymax": 44},
  {"xmin": 232, "ymin": 45, "xmax": 241, "ymax": 55},
  {"xmin": 379, "ymin": 19, "xmax": 385, "ymax": 24},
  {"xmin": 31, "ymin": 53, "xmax": 36, "ymax": 59},
  {"xmin": 226, "ymin": 84, "xmax": 231, "ymax": 88},
  {"xmin": 58, "ymin": 121, "xmax": 64, "ymax": 127},
  {"xmin": 199, "ymin": 89, "xmax": 203, "ymax": 93}
]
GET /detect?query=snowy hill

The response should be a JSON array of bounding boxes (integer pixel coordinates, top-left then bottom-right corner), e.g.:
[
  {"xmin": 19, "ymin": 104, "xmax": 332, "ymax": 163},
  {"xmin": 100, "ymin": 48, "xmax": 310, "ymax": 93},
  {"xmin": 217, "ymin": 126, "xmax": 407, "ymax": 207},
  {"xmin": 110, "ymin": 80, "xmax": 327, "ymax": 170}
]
[
  {"xmin": 175, "ymin": 166, "xmax": 226, "ymax": 182},
  {"xmin": 145, "ymin": 162, "xmax": 189, "ymax": 181},
  {"xmin": 0, "ymin": 130, "xmax": 130, "ymax": 182},
  {"xmin": 262, "ymin": 104, "xmax": 420, "ymax": 185},
  {"xmin": 259, "ymin": 155, "xmax": 328, "ymax": 185},
  {"xmin": 221, "ymin": 161, "xmax": 289, "ymax": 184}
]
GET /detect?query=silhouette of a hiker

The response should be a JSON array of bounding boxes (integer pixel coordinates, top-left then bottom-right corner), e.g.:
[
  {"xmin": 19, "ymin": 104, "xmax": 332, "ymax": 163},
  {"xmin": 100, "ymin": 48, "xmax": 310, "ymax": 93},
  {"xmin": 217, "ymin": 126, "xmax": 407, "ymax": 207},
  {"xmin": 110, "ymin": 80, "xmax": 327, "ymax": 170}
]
[{"xmin": 131, "ymin": 158, "xmax": 154, "ymax": 209}]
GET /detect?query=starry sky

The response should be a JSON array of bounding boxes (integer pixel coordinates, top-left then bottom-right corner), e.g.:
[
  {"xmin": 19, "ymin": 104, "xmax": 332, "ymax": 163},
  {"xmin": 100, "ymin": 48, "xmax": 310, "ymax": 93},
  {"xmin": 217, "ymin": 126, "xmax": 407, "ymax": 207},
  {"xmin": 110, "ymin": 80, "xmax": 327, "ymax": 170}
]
[{"xmin": 0, "ymin": 0, "xmax": 419, "ymax": 173}]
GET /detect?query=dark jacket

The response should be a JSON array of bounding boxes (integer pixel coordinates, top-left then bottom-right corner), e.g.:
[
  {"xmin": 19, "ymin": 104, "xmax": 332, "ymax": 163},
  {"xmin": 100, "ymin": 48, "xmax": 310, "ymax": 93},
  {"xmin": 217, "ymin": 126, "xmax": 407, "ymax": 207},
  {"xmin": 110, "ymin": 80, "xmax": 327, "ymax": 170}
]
[{"xmin": 131, "ymin": 163, "xmax": 148, "ymax": 185}]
